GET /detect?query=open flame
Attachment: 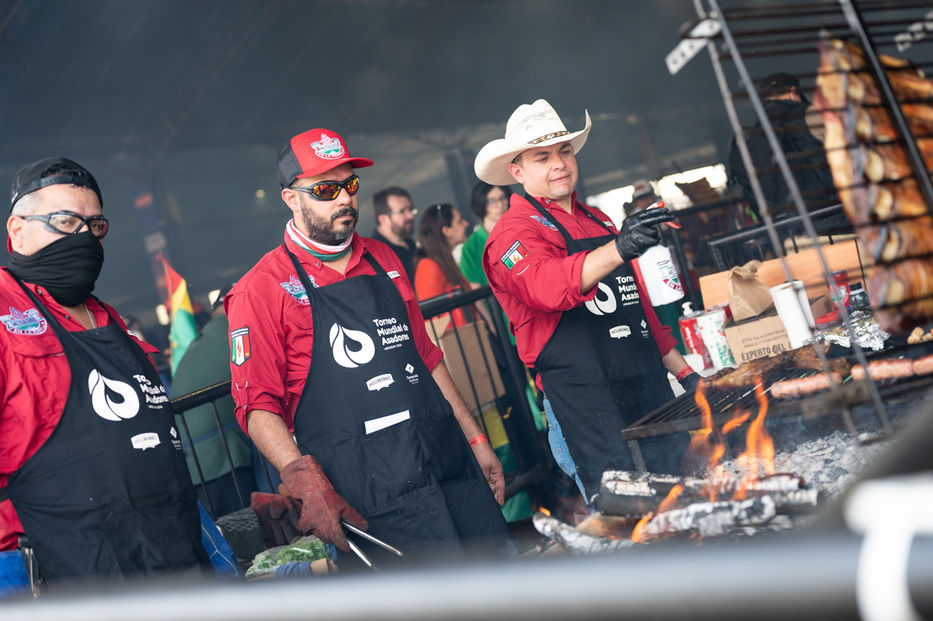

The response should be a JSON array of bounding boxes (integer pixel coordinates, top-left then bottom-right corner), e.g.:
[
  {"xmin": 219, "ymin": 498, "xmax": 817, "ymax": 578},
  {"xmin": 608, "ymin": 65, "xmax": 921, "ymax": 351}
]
[
  {"xmin": 631, "ymin": 484, "xmax": 685, "ymax": 543},
  {"xmin": 685, "ymin": 381, "xmax": 727, "ymax": 501},
  {"xmin": 734, "ymin": 378, "xmax": 775, "ymax": 499},
  {"xmin": 632, "ymin": 374, "xmax": 777, "ymax": 542}
]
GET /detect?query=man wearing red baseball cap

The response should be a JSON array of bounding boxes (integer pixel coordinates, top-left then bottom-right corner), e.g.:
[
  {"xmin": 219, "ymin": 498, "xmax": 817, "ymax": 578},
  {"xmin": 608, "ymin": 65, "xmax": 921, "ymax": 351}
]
[{"xmin": 226, "ymin": 129, "xmax": 512, "ymax": 563}]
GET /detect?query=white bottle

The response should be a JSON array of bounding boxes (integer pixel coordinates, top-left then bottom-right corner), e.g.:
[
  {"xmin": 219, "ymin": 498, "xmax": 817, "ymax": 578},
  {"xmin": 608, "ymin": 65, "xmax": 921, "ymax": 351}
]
[{"xmin": 638, "ymin": 244, "xmax": 685, "ymax": 306}]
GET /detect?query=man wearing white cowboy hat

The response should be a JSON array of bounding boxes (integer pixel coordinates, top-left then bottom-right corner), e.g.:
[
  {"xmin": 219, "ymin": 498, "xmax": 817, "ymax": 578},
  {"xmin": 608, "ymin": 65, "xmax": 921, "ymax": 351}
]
[{"xmin": 478, "ymin": 100, "xmax": 698, "ymax": 500}]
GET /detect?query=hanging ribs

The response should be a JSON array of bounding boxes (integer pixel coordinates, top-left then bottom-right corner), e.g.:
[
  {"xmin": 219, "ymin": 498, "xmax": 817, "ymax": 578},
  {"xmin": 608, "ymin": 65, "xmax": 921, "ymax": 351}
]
[{"xmin": 817, "ymin": 35, "xmax": 933, "ymax": 330}]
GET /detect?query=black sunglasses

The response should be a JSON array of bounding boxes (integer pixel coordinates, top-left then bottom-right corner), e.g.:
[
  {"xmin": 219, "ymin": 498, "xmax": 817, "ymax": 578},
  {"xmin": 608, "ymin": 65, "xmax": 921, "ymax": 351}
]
[
  {"xmin": 291, "ymin": 175, "xmax": 360, "ymax": 201},
  {"xmin": 21, "ymin": 210, "xmax": 110, "ymax": 238}
]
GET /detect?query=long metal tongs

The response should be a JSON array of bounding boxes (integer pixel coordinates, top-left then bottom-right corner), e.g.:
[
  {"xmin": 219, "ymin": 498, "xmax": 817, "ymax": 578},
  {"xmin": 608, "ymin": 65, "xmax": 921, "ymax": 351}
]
[{"xmin": 340, "ymin": 520, "xmax": 408, "ymax": 570}]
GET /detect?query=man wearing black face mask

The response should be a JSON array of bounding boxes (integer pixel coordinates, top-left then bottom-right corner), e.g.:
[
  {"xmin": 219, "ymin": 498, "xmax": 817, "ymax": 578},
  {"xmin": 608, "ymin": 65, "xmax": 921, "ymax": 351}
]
[{"xmin": 0, "ymin": 158, "xmax": 207, "ymax": 585}]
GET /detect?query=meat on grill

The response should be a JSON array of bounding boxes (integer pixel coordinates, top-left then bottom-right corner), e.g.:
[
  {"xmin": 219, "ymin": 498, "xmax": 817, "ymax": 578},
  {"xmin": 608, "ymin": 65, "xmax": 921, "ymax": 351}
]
[
  {"xmin": 850, "ymin": 357, "xmax": 915, "ymax": 381},
  {"xmin": 817, "ymin": 35, "xmax": 933, "ymax": 331},
  {"xmin": 769, "ymin": 371, "xmax": 843, "ymax": 399},
  {"xmin": 703, "ymin": 343, "xmax": 849, "ymax": 392}
]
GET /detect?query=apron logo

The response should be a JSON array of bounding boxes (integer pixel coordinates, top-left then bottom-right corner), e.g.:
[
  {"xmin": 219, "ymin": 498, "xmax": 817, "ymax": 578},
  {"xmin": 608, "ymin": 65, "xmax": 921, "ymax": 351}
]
[
  {"xmin": 640, "ymin": 319, "xmax": 650, "ymax": 338},
  {"xmin": 529, "ymin": 215, "xmax": 558, "ymax": 231},
  {"xmin": 131, "ymin": 432, "xmax": 160, "ymax": 450},
  {"xmin": 132, "ymin": 374, "xmax": 169, "ymax": 409},
  {"xmin": 170, "ymin": 426, "xmax": 182, "ymax": 449},
  {"xmin": 404, "ymin": 363, "xmax": 419, "ymax": 384},
  {"xmin": 584, "ymin": 282, "xmax": 618, "ymax": 316},
  {"xmin": 330, "ymin": 323, "xmax": 375, "ymax": 368},
  {"xmin": 500, "ymin": 240, "xmax": 528, "ymax": 270},
  {"xmin": 88, "ymin": 369, "xmax": 140, "ymax": 422},
  {"xmin": 231, "ymin": 327, "xmax": 252, "ymax": 366},
  {"xmin": 1, "ymin": 306, "xmax": 47, "ymax": 335},
  {"xmin": 387, "ymin": 270, "xmax": 401, "ymax": 279},
  {"xmin": 366, "ymin": 373, "xmax": 394, "ymax": 391},
  {"xmin": 609, "ymin": 325, "xmax": 631, "ymax": 339}
]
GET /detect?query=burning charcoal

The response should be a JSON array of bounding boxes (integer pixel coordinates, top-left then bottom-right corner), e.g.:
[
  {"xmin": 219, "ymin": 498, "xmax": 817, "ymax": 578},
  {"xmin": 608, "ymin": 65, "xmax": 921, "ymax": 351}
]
[
  {"xmin": 531, "ymin": 512, "xmax": 636, "ymax": 555},
  {"xmin": 597, "ymin": 471, "xmax": 807, "ymax": 518},
  {"xmin": 770, "ymin": 488, "xmax": 823, "ymax": 515},
  {"xmin": 637, "ymin": 496, "xmax": 777, "ymax": 540}
]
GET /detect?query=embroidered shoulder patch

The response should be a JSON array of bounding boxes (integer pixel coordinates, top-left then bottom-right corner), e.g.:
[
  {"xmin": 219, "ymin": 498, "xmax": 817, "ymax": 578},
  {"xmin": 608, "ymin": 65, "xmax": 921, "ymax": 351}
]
[
  {"xmin": 529, "ymin": 215, "xmax": 558, "ymax": 231},
  {"xmin": 231, "ymin": 327, "xmax": 252, "ymax": 366},
  {"xmin": 280, "ymin": 274, "xmax": 313, "ymax": 305},
  {"xmin": 1, "ymin": 306, "xmax": 47, "ymax": 335},
  {"xmin": 500, "ymin": 241, "xmax": 529, "ymax": 270}
]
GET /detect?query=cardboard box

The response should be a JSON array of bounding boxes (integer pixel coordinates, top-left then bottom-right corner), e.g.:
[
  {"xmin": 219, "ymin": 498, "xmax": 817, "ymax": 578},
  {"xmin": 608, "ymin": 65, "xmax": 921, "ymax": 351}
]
[
  {"xmin": 724, "ymin": 296, "xmax": 833, "ymax": 364},
  {"xmin": 428, "ymin": 321, "xmax": 505, "ymax": 413}
]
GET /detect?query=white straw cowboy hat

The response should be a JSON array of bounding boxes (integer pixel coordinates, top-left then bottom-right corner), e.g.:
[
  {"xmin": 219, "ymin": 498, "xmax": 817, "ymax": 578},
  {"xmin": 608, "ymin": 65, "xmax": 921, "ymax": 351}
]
[{"xmin": 474, "ymin": 99, "xmax": 591, "ymax": 187}]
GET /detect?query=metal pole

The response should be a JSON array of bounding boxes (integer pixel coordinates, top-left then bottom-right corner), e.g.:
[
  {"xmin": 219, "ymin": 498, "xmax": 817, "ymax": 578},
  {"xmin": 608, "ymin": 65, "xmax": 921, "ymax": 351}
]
[{"xmin": 707, "ymin": 0, "xmax": 892, "ymax": 435}]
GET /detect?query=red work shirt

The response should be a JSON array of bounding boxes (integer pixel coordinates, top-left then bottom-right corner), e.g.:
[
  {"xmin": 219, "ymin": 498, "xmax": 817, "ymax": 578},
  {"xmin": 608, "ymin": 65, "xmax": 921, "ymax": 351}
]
[
  {"xmin": 483, "ymin": 194, "xmax": 676, "ymax": 376},
  {"xmin": 0, "ymin": 268, "xmax": 158, "ymax": 550},
  {"xmin": 226, "ymin": 230, "xmax": 443, "ymax": 434}
]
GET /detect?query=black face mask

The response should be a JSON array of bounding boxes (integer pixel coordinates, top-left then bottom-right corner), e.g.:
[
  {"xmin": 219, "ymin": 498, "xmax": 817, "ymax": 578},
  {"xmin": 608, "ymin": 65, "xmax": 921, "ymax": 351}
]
[{"xmin": 8, "ymin": 231, "xmax": 104, "ymax": 307}]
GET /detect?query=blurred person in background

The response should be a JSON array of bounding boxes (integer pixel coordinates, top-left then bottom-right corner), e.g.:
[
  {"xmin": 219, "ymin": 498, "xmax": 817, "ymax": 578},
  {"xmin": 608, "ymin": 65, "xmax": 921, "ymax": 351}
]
[
  {"xmin": 622, "ymin": 179, "xmax": 659, "ymax": 218},
  {"xmin": 226, "ymin": 128, "xmax": 512, "ymax": 562},
  {"xmin": 459, "ymin": 181, "xmax": 513, "ymax": 289},
  {"xmin": 0, "ymin": 158, "xmax": 207, "ymax": 586},
  {"xmin": 477, "ymin": 100, "xmax": 698, "ymax": 501},
  {"xmin": 371, "ymin": 186, "xmax": 418, "ymax": 281},
  {"xmin": 414, "ymin": 202, "xmax": 476, "ymax": 331},
  {"xmin": 728, "ymin": 72, "xmax": 848, "ymax": 236},
  {"xmin": 171, "ymin": 284, "xmax": 259, "ymax": 518}
]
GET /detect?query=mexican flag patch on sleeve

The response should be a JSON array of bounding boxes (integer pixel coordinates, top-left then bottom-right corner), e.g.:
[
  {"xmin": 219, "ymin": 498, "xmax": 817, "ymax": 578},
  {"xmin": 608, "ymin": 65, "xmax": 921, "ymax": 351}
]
[{"xmin": 500, "ymin": 240, "xmax": 528, "ymax": 270}]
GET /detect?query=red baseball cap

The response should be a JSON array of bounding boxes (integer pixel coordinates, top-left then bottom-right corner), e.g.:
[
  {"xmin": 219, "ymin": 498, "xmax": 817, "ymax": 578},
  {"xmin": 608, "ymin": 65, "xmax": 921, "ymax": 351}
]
[{"xmin": 276, "ymin": 128, "xmax": 373, "ymax": 188}]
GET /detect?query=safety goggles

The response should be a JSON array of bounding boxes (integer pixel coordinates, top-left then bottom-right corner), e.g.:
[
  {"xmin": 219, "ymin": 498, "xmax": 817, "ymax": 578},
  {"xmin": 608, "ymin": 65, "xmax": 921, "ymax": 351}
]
[
  {"xmin": 291, "ymin": 175, "xmax": 360, "ymax": 201},
  {"xmin": 21, "ymin": 210, "xmax": 110, "ymax": 238}
]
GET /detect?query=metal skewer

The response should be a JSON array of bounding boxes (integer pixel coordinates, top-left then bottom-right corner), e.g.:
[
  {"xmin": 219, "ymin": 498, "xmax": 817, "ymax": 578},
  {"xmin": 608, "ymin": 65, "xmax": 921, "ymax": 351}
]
[{"xmin": 341, "ymin": 520, "xmax": 409, "ymax": 560}]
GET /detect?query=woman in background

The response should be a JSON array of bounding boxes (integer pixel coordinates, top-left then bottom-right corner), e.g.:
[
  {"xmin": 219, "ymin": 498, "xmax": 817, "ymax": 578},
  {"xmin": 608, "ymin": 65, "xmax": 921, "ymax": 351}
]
[
  {"xmin": 414, "ymin": 203, "xmax": 473, "ymax": 331},
  {"xmin": 459, "ymin": 182, "xmax": 512, "ymax": 288}
]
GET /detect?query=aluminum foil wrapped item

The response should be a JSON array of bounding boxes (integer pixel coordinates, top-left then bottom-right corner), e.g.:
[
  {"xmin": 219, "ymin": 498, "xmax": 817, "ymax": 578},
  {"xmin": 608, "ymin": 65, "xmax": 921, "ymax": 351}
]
[{"xmin": 816, "ymin": 310, "xmax": 889, "ymax": 351}]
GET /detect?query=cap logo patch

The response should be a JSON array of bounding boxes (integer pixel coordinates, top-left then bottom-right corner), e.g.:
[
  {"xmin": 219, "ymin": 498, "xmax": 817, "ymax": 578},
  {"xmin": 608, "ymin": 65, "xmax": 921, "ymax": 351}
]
[
  {"xmin": 1, "ymin": 306, "xmax": 47, "ymax": 335},
  {"xmin": 311, "ymin": 132, "xmax": 345, "ymax": 159},
  {"xmin": 500, "ymin": 240, "xmax": 529, "ymax": 270}
]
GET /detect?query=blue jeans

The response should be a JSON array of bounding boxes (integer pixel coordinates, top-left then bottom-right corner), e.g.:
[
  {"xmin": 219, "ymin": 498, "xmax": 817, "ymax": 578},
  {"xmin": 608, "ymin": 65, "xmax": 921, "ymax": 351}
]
[{"xmin": 543, "ymin": 397, "xmax": 588, "ymax": 500}]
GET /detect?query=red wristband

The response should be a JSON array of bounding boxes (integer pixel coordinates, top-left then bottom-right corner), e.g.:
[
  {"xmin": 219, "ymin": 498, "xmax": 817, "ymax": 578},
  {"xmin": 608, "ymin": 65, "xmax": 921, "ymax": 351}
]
[
  {"xmin": 468, "ymin": 433, "xmax": 488, "ymax": 447},
  {"xmin": 676, "ymin": 367, "xmax": 694, "ymax": 381}
]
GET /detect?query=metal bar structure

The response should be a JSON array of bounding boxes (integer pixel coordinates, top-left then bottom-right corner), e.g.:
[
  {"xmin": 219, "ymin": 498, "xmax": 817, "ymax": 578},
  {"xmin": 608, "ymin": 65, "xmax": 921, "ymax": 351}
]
[
  {"xmin": 169, "ymin": 286, "xmax": 549, "ymax": 519},
  {"xmin": 688, "ymin": 0, "xmax": 930, "ymax": 437},
  {"xmin": 5, "ymin": 532, "xmax": 932, "ymax": 620}
]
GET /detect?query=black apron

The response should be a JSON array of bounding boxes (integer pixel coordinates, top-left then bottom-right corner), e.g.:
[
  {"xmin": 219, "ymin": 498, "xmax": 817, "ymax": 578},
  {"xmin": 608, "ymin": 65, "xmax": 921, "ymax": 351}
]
[
  {"xmin": 285, "ymin": 247, "xmax": 510, "ymax": 562},
  {"xmin": 531, "ymin": 198, "xmax": 686, "ymax": 495},
  {"xmin": 1, "ymin": 278, "xmax": 206, "ymax": 582}
]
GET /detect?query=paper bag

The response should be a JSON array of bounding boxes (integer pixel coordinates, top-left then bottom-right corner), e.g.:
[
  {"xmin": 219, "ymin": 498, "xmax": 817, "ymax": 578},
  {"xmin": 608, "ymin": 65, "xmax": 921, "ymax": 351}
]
[{"xmin": 728, "ymin": 260, "xmax": 774, "ymax": 321}]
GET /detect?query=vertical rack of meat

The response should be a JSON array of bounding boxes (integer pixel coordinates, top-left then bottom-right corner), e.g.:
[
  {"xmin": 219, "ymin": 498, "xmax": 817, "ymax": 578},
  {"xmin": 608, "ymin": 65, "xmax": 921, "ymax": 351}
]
[{"xmin": 684, "ymin": 0, "xmax": 918, "ymax": 436}]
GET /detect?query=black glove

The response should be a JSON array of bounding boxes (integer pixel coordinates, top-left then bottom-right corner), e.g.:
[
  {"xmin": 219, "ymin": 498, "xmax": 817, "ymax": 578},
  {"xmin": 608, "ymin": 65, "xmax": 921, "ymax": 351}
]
[
  {"xmin": 679, "ymin": 371, "xmax": 700, "ymax": 395},
  {"xmin": 615, "ymin": 208, "xmax": 675, "ymax": 261}
]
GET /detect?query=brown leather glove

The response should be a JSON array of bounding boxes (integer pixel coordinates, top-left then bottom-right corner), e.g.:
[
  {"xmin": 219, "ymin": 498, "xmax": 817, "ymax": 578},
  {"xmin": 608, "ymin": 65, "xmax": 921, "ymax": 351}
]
[
  {"xmin": 250, "ymin": 492, "xmax": 302, "ymax": 548},
  {"xmin": 279, "ymin": 455, "xmax": 368, "ymax": 552}
]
